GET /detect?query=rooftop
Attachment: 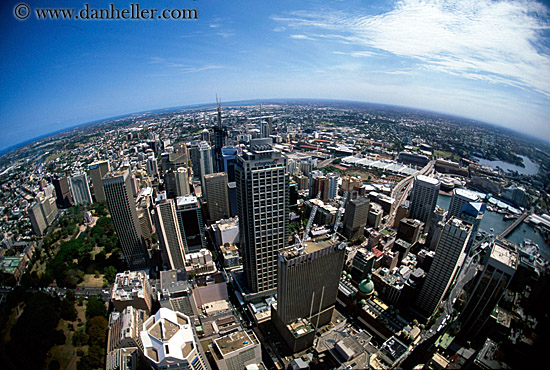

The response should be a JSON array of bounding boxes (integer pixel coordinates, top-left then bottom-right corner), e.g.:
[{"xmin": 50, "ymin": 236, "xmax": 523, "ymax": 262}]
[
  {"xmin": 491, "ymin": 241, "xmax": 519, "ymax": 269},
  {"xmin": 112, "ymin": 271, "xmax": 149, "ymax": 301},
  {"xmin": 454, "ymin": 188, "xmax": 480, "ymax": 201},
  {"xmin": 214, "ymin": 330, "xmax": 257, "ymax": 356},
  {"xmin": 176, "ymin": 195, "xmax": 199, "ymax": 208},
  {"xmin": 416, "ymin": 174, "xmax": 440, "ymax": 185},
  {"xmin": 281, "ymin": 235, "xmax": 343, "ymax": 260}
]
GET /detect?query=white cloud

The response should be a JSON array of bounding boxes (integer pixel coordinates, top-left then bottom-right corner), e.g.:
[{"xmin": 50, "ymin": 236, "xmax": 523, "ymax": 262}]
[
  {"xmin": 290, "ymin": 34, "xmax": 316, "ymax": 40},
  {"xmin": 147, "ymin": 58, "xmax": 224, "ymax": 74},
  {"xmin": 333, "ymin": 51, "xmax": 376, "ymax": 58},
  {"xmin": 273, "ymin": 0, "xmax": 550, "ymax": 96}
]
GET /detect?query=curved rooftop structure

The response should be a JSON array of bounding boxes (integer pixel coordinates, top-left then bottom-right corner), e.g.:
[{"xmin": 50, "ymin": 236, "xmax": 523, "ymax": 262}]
[
  {"xmin": 416, "ymin": 174, "xmax": 440, "ymax": 186},
  {"xmin": 358, "ymin": 278, "xmax": 375, "ymax": 295}
]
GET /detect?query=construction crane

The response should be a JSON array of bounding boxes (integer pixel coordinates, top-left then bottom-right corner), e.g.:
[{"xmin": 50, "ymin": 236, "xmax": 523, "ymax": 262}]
[
  {"xmin": 304, "ymin": 191, "xmax": 321, "ymax": 242},
  {"xmin": 332, "ymin": 191, "xmax": 348, "ymax": 241},
  {"xmin": 294, "ymin": 192, "xmax": 321, "ymax": 253}
]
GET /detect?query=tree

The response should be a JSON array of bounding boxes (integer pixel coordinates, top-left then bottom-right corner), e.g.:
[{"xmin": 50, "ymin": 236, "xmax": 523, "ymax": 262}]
[
  {"xmin": 66, "ymin": 289, "xmax": 76, "ymax": 303},
  {"xmin": 103, "ymin": 266, "xmax": 117, "ymax": 284},
  {"xmin": 60, "ymin": 299, "xmax": 77, "ymax": 321},
  {"xmin": 87, "ymin": 316, "xmax": 108, "ymax": 347},
  {"xmin": 48, "ymin": 360, "xmax": 61, "ymax": 370},
  {"xmin": 72, "ymin": 329, "xmax": 89, "ymax": 347},
  {"xmin": 86, "ymin": 296, "xmax": 107, "ymax": 318}
]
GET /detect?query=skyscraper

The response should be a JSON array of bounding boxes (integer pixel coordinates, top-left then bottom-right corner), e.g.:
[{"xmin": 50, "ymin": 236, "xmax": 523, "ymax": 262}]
[
  {"xmin": 308, "ymin": 170, "xmax": 324, "ymax": 198},
  {"xmin": 103, "ymin": 169, "xmax": 149, "ymax": 270},
  {"xmin": 236, "ymin": 138, "xmax": 289, "ymax": 295},
  {"xmin": 260, "ymin": 117, "xmax": 273, "ymax": 138},
  {"xmin": 146, "ymin": 156, "xmax": 158, "ymax": 177},
  {"xmin": 448, "ymin": 188, "xmax": 485, "ymax": 253},
  {"xmin": 272, "ymin": 238, "xmax": 346, "ymax": 352},
  {"xmin": 448, "ymin": 188, "xmax": 479, "ymax": 219},
  {"xmin": 343, "ymin": 197, "xmax": 370, "ymax": 241},
  {"xmin": 415, "ymin": 217, "xmax": 471, "ymax": 318},
  {"xmin": 153, "ymin": 195, "xmax": 187, "ymax": 270},
  {"xmin": 52, "ymin": 175, "xmax": 73, "ymax": 208},
  {"xmin": 89, "ymin": 160, "xmax": 110, "ymax": 203},
  {"xmin": 28, "ymin": 194, "xmax": 58, "ymax": 236},
  {"xmin": 175, "ymin": 195, "xmax": 206, "ymax": 253},
  {"xmin": 275, "ymin": 240, "xmax": 346, "ymax": 327},
  {"xmin": 221, "ymin": 146, "xmax": 238, "ymax": 182},
  {"xmin": 458, "ymin": 238, "xmax": 517, "ymax": 341},
  {"xmin": 326, "ymin": 173, "xmax": 339, "ymax": 200},
  {"xmin": 409, "ymin": 175, "xmax": 440, "ymax": 227},
  {"xmin": 165, "ymin": 167, "xmax": 190, "ymax": 198},
  {"xmin": 160, "ymin": 152, "xmax": 187, "ymax": 173},
  {"xmin": 204, "ymin": 172, "xmax": 230, "ymax": 221},
  {"xmin": 88, "ymin": 161, "xmax": 111, "ymax": 202},
  {"xmin": 69, "ymin": 173, "xmax": 93, "ymax": 205},
  {"xmin": 213, "ymin": 99, "xmax": 228, "ymax": 173},
  {"xmin": 199, "ymin": 141, "xmax": 214, "ymax": 180}
]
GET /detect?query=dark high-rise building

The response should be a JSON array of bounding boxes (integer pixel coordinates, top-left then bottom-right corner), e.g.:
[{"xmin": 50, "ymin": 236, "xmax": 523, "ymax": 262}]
[
  {"xmin": 175, "ymin": 195, "xmax": 206, "ymax": 253},
  {"xmin": 52, "ymin": 175, "xmax": 73, "ymax": 208},
  {"xmin": 204, "ymin": 172, "xmax": 230, "ymax": 221},
  {"xmin": 160, "ymin": 152, "xmax": 187, "ymax": 173},
  {"xmin": 272, "ymin": 238, "xmax": 346, "ymax": 352},
  {"xmin": 343, "ymin": 197, "xmax": 370, "ymax": 240},
  {"xmin": 415, "ymin": 217, "xmax": 471, "ymax": 318},
  {"xmin": 397, "ymin": 218, "xmax": 423, "ymax": 245},
  {"xmin": 350, "ymin": 247, "xmax": 375, "ymax": 283},
  {"xmin": 152, "ymin": 195, "xmax": 186, "ymax": 270},
  {"xmin": 409, "ymin": 175, "xmax": 440, "ymax": 227},
  {"xmin": 459, "ymin": 238, "xmax": 517, "ymax": 341},
  {"xmin": 275, "ymin": 240, "xmax": 346, "ymax": 327},
  {"xmin": 213, "ymin": 99, "xmax": 228, "ymax": 173},
  {"xmin": 236, "ymin": 138, "xmax": 289, "ymax": 295},
  {"xmin": 102, "ymin": 169, "xmax": 149, "ymax": 270},
  {"xmin": 222, "ymin": 146, "xmax": 238, "ymax": 182}
]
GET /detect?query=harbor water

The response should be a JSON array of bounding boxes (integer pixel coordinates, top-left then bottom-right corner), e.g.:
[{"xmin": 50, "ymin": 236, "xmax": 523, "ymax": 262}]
[{"xmin": 437, "ymin": 194, "xmax": 550, "ymax": 260}]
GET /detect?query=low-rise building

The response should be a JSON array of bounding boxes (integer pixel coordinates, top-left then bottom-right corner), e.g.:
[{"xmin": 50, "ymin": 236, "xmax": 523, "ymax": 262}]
[
  {"xmin": 185, "ymin": 249, "xmax": 217, "ymax": 276},
  {"xmin": 211, "ymin": 330, "xmax": 262, "ymax": 370}
]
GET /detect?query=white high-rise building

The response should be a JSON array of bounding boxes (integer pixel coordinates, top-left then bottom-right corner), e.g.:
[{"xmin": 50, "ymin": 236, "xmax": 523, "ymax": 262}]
[
  {"xmin": 175, "ymin": 167, "xmax": 190, "ymax": 197},
  {"xmin": 415, "ymin": 217, "xmax": 471, "ymax": 317},
  {"xmin": 409, "ymin": 175, "xmax": 440, "ymax": 227},
  {"xmin": 236, "ymin": 138, "xmax": 289, "ymax": 295},
  {"xmin": 327, "ymin": 173, "xmax": 339, "ymax": 200},
  {"xmin": 69, "ymin": 173, "xmax": 93, "ymax": 205},
  {"xmin": 448, "ymin": 188, "xmax": 479, "ymax": 219},
  {"xmin": 448, "ymin": 188, "xmax": 485, "ymax": 252},
  {"xmin": 199, "ymin": 141, "xmax": 213, "ymax": 178}
]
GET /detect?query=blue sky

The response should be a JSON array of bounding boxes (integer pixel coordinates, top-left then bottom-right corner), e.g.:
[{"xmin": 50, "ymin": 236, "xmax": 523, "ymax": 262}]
[{"xmin": 1, "ymin": 0, "xmax": 549, "ymax": 152}]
